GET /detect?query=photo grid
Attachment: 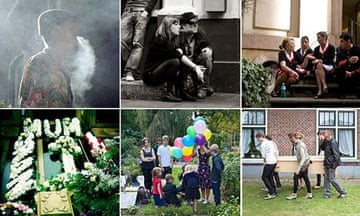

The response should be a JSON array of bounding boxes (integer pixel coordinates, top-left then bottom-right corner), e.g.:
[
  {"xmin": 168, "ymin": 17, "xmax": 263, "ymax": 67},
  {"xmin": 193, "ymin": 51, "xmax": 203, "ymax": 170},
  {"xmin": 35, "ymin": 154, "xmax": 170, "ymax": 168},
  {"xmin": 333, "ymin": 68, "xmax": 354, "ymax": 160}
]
[{"xmin": 242, "ymin": 0, "xmax": 360, "ymax": 215}]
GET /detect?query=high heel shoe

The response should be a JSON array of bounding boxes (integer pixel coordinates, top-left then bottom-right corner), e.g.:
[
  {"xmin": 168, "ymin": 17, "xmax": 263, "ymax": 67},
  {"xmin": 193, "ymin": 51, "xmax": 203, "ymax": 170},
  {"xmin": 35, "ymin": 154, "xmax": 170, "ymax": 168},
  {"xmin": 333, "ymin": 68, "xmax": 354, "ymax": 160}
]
[{"xmin": 314, "ymin": 94, "xmax": 322, "ymax": 99}]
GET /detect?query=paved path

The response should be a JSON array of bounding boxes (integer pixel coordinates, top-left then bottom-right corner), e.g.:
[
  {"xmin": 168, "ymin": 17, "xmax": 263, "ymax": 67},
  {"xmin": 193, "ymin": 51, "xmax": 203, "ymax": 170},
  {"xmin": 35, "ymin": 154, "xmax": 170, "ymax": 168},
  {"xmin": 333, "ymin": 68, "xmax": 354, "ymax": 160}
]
[{"xmin": 121, "ymin": 93, "xmax": 241, "ymax": 108}]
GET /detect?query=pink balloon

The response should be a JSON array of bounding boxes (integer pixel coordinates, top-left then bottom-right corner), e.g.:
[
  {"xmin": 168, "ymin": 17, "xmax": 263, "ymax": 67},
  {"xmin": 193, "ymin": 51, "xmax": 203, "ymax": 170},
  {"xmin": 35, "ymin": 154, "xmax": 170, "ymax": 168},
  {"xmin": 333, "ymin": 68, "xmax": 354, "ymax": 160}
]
[
  {"xmin": 174, "ymin": 137, "xmax": 184, "ymax": 148},
  {"xmin": 194, "ymin": 120, "xmax": 207, "ymax": 134}
]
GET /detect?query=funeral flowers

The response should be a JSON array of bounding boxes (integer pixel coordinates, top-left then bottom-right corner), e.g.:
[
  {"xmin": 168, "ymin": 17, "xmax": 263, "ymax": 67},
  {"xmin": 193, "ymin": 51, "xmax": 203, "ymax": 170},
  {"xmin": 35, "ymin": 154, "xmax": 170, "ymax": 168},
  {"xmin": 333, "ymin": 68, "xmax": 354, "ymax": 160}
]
[
  {"xmin": 0, "ymin": 202, "xmax": 34, "ymax": 216},
  {"xmin": 48, "ymin": 136, "xmax": 82, "ymax": 156}
]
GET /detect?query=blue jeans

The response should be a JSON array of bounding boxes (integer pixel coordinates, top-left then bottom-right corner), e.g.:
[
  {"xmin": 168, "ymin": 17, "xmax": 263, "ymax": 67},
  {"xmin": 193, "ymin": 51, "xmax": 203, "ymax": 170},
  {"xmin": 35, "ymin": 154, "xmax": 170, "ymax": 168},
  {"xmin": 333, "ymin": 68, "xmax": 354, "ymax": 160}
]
[
  {"xmin": 121, "ymin": 11, "xmax": 149, "ymax": 77},
  {"xmin": 212, "ymin": 181, "xmax": 221, "ymax": 205}
]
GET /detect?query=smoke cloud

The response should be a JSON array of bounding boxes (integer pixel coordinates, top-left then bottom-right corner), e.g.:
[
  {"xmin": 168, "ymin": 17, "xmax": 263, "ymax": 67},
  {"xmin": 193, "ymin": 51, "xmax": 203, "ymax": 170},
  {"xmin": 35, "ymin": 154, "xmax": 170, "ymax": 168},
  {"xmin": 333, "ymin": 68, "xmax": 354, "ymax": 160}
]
[{"xmin": 69, "ymin": 37, "xmax": 96, "ymax": 108}]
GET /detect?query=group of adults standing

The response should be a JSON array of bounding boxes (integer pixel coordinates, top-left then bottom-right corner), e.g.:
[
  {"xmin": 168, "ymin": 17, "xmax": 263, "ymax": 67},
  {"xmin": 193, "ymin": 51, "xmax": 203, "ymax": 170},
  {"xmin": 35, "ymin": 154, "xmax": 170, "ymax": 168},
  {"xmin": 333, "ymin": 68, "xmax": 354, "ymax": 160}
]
[
  {"xmin": 121, "ymin": 0, "xmax": 214, "ymax": 102},
  {"xmin": 139, "ymin": 136, "xmax": 214, "ymax": 204},
  {"xmin": 256, "ymin": 129, "xmax": 346, "ymax": 200},
  {"xmin": 272, "ymin": 31, "xmax": 360, "ymax": 99}
]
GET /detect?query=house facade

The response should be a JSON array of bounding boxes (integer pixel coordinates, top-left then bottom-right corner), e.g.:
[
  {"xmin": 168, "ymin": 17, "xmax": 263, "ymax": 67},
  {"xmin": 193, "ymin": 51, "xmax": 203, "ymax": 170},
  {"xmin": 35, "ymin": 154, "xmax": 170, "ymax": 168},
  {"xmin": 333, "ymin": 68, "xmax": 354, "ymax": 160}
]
[
  {"xmin": 242, "ymin": 109, "xmax": 360, "ymax": 178},
  {"xmin": 241, "ymin": 0, "xmax": 360, "ymax": 64}
]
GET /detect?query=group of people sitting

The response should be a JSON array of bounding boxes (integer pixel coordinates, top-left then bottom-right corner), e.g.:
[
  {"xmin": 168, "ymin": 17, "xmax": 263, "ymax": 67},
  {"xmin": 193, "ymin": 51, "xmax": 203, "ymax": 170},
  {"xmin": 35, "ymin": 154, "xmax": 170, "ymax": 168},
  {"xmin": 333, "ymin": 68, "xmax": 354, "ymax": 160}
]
[
  {"xmin": 121, "ymin": 0, "xmax": 214, "ymax": 102},
  {"xmin": 271, "ymin": 31, "xmax": 360, "ymax": 99},
  {"xmin": 256, "ymin": 130, "xmax": 346, "ymax": 200}
]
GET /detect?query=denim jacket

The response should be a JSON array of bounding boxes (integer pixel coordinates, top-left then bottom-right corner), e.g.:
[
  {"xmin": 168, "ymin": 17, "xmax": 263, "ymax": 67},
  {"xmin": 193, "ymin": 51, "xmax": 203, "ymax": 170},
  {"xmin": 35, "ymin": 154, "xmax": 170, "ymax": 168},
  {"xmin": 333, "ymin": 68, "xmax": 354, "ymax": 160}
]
[{"xmin": 211, "ymin": 154, "xmax": 224, "ymax": 183}]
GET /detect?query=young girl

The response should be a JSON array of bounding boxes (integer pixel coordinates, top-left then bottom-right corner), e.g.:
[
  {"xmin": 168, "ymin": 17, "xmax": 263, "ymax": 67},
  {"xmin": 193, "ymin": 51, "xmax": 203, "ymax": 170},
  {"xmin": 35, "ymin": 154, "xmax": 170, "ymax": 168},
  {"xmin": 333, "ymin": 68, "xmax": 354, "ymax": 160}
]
[
  {"xmin": 287, "ymin": 132, "xmax": 312, "ymax": 200},
  {"xmin": 182, "ymin": 165, "xmax": 200, "ymax": 213},
  {"xmin": 143, "ymin": 16, "xmax": 204, "ymax": 102},
  {"xmin": 152, "ymin": 167, "xmax": 165, "ymax": 208}
]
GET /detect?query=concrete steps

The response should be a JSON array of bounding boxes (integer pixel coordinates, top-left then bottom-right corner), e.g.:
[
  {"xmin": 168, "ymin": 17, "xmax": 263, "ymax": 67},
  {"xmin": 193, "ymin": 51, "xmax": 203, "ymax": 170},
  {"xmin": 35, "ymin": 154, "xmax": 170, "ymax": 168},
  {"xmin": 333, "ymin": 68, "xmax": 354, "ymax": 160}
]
[
  {"xmin": 121, "ymin": 80, "xmax": 162, "ymax": 100},
  {"xmin": 269, "ymin": 74, "xmax": 360, "ymax": 107}
]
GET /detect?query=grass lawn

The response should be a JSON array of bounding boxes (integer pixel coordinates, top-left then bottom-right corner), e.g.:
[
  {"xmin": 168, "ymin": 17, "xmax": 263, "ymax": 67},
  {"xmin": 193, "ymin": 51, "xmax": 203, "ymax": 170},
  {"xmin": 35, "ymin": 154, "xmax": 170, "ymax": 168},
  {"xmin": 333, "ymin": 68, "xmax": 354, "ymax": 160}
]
[{"xmin": 243, "ymin": 184, "xmax": 360, "ymax": 216}]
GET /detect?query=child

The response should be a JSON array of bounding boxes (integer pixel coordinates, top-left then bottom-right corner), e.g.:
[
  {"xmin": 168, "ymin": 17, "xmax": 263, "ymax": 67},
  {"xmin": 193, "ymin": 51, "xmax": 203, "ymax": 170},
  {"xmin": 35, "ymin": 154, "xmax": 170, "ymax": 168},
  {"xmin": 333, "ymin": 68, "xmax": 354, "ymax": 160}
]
[
  {"xmin": 152, "ymin": 167, "xmax": 165, "ymax": 208},
  {"xmin": 209, "ymin": 144, "xmax": 224, "ymax": 205},
  {"xmin": 182, "ymin": 165, "xmax": 200, "ymax": 213},
  {"xmin": 163, "ymin": 174, "xmax": 181, "ymax": 206}
]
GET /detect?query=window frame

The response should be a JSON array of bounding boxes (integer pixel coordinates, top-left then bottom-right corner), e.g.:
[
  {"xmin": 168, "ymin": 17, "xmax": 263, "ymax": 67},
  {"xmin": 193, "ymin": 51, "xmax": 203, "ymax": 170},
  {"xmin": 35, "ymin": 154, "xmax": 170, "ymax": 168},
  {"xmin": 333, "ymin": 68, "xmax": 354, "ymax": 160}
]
[
  {"xmin": 241, "ymin": 109, "xmax": 267, "ymax": 159},
  {"xmin": 316, "ymin": 109, "xmax": 357, "ymax": 160}
]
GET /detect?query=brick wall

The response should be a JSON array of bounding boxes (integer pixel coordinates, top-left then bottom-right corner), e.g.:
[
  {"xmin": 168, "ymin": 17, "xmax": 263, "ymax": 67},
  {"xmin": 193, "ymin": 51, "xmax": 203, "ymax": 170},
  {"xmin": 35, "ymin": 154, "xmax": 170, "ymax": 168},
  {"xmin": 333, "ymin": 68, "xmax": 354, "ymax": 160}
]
[{"xmin": 267, "ymin": 110, "xmax": 317, "ymax": 156}]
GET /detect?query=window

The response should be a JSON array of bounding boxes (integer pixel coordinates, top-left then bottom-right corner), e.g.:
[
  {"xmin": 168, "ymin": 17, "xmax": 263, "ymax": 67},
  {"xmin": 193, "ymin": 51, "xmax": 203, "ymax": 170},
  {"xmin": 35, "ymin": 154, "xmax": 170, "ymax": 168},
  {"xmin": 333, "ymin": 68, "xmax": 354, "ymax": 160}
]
[
  {"xmin": 317, "ymin": 110, "xmax": 357, "ymax": 158},
  {"xmin": 241, "ymin": 110, "xmax": 266, "ymax": 158}
]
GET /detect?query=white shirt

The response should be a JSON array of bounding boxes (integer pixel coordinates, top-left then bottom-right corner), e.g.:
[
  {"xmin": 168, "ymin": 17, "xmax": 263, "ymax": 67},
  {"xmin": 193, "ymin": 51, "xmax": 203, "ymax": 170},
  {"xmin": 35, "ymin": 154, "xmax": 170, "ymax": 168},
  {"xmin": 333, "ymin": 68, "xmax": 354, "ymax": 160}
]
[
  {"xmin": 157, "ymin": 144, "xmax": 171, "ymax": 167},
  {"xmin": 260, "ymin": 139, "xmax": 278, "ymax": 165}
]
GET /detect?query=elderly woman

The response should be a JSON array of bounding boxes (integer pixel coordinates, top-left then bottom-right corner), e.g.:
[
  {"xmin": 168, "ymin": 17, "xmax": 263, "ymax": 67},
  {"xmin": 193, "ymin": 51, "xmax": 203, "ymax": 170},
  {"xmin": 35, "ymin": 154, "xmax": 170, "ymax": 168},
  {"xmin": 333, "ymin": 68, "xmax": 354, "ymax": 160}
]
[
  {"xmin": 140, "ymin": 137, "xmax": 155, "ymax": 193},
  {"xmin": 143, "ymin": 16, "xmax": 204, "ymax": 102},
  {"xmin": 286, "ymin": 132, "xmax": 312, "ymax": 200},
  {"xmin": 272, "ymin": 38, "xmax": 302, "ymax": 97}
]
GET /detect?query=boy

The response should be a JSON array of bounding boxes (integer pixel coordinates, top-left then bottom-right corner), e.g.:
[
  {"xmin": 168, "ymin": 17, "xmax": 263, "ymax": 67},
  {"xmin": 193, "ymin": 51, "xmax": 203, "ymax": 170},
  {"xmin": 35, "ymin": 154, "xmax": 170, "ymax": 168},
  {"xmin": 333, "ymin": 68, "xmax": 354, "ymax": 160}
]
[
  {"xmin": 157, "ymin": 135, "xmax": 173, "ymax": 178},
  {"xmin": 209, "ymin": 144, "xmax": 224, "ymax": 205},
  {"xmin": 163, "ymin": 174, "xmax": 181, "ymax": 206}
]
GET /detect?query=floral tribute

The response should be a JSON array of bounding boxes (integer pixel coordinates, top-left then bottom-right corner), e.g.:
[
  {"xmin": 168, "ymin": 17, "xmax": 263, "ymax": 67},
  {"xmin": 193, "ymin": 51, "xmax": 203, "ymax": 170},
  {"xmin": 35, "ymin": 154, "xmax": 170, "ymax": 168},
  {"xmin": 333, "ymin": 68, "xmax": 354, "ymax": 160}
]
[
  {"xmin": 48, "ymin": 136, "xmax": 82, "ymax": 157},
  {"xmin": 6, "ymin": 119, "xmax": 37, "ymax": 202},
  {"xmin": 0, "ymin": 202, "xmax": 34, "ymax": 216},
  {"xmin": 84, "ymin": 132, "xmax": 109, "ymax": 158}
]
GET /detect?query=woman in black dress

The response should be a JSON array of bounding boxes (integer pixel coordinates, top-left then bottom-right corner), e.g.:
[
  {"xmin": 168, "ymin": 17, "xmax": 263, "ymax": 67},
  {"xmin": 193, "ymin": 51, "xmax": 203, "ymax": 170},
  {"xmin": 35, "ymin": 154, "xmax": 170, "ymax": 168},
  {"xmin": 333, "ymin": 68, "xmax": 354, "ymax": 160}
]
[
  {"xmin": 140, "ymin": 137, "xmax": 155, "ymax": 193},
  {"xmin": 144, "ymin": 16, "xmax": 204, "ymax": 102}
]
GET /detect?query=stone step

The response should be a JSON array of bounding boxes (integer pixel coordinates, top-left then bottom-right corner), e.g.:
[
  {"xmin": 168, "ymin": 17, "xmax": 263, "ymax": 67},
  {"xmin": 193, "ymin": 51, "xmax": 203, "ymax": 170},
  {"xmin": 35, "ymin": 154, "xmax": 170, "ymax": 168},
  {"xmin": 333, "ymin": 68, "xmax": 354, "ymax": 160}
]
[
  {"xmin": 270, "ymin": 96, "xmax": 360, "ymax": 108},
  {"xmin": 121, "ymin": 80, "xmax": 162, "ymax": 100},
  {"xmin": 289, "ymin": 82, "xmax": 340, "ymax": 97}
]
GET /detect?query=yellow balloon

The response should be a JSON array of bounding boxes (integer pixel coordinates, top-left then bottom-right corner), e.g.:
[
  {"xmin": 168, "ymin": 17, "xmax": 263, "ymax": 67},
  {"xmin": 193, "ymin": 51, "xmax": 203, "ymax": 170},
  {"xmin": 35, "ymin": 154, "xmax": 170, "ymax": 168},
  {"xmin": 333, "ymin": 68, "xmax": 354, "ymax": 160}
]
[
  {"xmin": 203, "ymin": 128, "xmax": 212, "ymax": 141},
  {"xmin": 182, "ymin": 146, "xmax": 193, "ymax": 156},
  {"xmin": 169, "ymin": 147, "xmax": 174, "ymax": 156}
]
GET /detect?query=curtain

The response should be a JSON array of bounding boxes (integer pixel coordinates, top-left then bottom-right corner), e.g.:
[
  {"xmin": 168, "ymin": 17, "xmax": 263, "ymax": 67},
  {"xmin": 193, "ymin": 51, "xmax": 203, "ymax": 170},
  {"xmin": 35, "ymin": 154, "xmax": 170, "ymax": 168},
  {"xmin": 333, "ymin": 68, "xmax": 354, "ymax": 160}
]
[
  {"xmin": 242, "ymin": 129, "xmax": 251, "ymax": 157},
  {"xmin": 338, "ymin": 129, "xmax": 354, "ymax": 157}
]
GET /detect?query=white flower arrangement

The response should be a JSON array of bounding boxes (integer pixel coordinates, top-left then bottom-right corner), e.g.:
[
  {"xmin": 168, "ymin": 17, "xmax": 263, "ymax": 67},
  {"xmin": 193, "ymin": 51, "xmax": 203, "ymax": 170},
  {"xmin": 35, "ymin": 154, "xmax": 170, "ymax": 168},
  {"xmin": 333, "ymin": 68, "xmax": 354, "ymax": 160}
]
[
  {"xmin": 9, "ymin": 157, "xmax": 33, "ymax": 179},
  {"xmin": 43, "ymin": 119, "xmax": 62, "ymax": 138},
  {"xmin": 48, "ymin": 136, "xmax": 82, "ymax": 156},
  {"xmin": 31, "ymin": 119, "xmax": 42, "ymax": 137},
  {"xmin": 6, "ymin": 179, "xmax": 35, "ymax": 201},
  {"xmin": 62, "ymin": 117, "xmax": 82, "ymax": 137}
]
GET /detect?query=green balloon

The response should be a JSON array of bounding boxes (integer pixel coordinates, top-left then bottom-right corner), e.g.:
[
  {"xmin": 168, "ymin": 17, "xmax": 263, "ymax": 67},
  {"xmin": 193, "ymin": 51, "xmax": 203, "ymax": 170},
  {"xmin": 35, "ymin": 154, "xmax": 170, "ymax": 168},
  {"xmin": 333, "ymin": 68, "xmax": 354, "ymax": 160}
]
[{"xmin": 186, "ymin": 126, "xmax": 197, "ymax": 137}]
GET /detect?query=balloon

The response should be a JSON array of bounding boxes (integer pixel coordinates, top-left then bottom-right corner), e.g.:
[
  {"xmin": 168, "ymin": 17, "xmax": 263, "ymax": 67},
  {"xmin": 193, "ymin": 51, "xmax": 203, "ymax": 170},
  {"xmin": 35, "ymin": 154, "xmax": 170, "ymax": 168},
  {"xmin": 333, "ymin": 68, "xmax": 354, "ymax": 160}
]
[
  {"xmin": 170, "ymin": 147, "xmax": 173, "ymax": 156},
  {"xmin": 182, "ymin": 155, "xmax": 192, "ymax": 162},
  {"xmin": 182, "ymin": 146, "xmax": 194, "ymax": 156},
  {"xmin": 186, "ymin": 126, "xmax": 197, "ymax": 137},
  {"xmin": 194, "ymin": 120, "xmax": 207, "ymax": 134},
  {"xmin": 193, "ymin": 116, "xmax": 206, "ymax": 124},
  {"xmin": 172, "ymin": 147, "xmax": 183, "ymax": 159},
  {"xmin": 203, "ymin": 128, "xmax": 212, "ymax": 141},
  {"xmin": 182, "ymin": 135, "xmax": 195, "ymax": 147},
  {"xmin": 195, "ymin": 134, "xmax": 206, "ymax": 146},
  {"xmin": 174, "ymin": 137, "xmax": 184, "ymax": 148}
]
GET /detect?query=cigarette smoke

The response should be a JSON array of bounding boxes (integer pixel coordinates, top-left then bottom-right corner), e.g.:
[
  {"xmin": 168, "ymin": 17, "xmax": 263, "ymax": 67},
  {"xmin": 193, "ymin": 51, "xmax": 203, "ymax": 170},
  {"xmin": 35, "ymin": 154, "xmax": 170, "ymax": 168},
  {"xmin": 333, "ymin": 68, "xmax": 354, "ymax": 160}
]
[{"xmin": 69, "ymin": 36, "xmax": 96, "ymax": 108}]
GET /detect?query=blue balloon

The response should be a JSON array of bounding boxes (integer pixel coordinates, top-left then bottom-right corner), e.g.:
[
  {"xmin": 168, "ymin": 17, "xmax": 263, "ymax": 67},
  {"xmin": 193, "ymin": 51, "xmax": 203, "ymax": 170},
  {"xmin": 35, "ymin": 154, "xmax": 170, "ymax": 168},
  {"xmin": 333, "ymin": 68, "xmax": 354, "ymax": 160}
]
[
  {"xmin": 182, "ymin": 135, "xmax": 195, "ymax": 147},
  {"xmin": 193, "ymin": 116, "xmax": 206, "ymax": 124},
  {"xmin": 172, "ymin": 147, "xmax": 183, "ymax": 159}
]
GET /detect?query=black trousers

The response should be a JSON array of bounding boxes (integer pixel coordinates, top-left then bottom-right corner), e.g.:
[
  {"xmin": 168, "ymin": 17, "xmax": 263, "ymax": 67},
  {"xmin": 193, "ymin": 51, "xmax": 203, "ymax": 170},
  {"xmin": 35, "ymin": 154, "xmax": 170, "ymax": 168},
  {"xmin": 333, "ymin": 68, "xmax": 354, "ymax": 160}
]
[
  {"xmin": 141, "ymin": 164, "xmax": 154, "ymax": 191},
  {"xmin": 262, "ymin": 164, "xmax": 276, "ymax": 195},
  {"xmin": 273, "ymin": 171, "xmax": 282, "ymax": 188},
  {"xmin": 293, "ymin": 167, "xmax": 312, "ymax": 193}
]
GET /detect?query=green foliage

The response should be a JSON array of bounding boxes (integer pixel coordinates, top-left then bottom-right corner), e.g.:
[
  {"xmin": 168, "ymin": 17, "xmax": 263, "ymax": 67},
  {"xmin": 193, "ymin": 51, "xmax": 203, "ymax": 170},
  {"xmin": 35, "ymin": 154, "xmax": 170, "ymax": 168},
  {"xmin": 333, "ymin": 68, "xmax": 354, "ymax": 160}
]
[
  {"xmin": 212, "ymin": 196, "xmax": 240, "ymax": 216},
  {"xmin": 65, "ymin": 137, "xmax": 119, "ymax": 216},
  {"xmin": 222, "ymin": 152, "xmax": 241, "ymax": 201},
  {"xmin": 242, "ymin": 58, "xmax": 270, "ymax": 107}
]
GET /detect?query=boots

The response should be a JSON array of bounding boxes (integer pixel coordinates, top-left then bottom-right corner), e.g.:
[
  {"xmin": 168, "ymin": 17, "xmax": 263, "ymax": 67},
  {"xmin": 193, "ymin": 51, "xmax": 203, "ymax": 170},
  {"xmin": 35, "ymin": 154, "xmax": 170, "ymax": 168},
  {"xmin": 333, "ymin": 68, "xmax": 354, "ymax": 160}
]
[{"xmin": 160, "ymin": 82, "xmax": 182, "ymax": 102}]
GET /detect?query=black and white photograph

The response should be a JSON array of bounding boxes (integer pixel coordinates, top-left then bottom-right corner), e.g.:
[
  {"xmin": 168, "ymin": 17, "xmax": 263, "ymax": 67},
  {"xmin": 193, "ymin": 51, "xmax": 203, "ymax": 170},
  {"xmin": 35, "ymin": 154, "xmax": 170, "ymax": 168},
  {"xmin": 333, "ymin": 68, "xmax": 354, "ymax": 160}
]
[{"xmin": 121, "ymin": 0, "xmax": 240, "ymax": 108}]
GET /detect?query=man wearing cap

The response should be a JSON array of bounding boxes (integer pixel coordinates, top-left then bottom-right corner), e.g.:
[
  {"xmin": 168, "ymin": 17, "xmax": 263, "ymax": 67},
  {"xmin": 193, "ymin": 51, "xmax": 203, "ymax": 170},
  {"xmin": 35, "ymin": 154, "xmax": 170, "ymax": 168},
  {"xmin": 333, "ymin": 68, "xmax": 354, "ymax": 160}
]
[
  {"xmin": 121, "ymin": 0, "xmax": 158, "ymax": 81},
  {"xmin": 180, "ymin": 12, "xmax": 214, "ymax": 98},
  {"xmin": 18, "ymin": 9, "xmax": 80, "ymax": 108}
]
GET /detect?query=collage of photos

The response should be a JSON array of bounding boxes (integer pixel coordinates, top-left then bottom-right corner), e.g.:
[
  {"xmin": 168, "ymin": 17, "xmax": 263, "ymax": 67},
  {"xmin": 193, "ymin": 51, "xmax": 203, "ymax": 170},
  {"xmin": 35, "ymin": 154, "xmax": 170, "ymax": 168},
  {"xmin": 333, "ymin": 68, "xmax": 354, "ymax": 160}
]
[{"xmin": 0, "ymin": 0, "xmax": 242, "ymax": 216}]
